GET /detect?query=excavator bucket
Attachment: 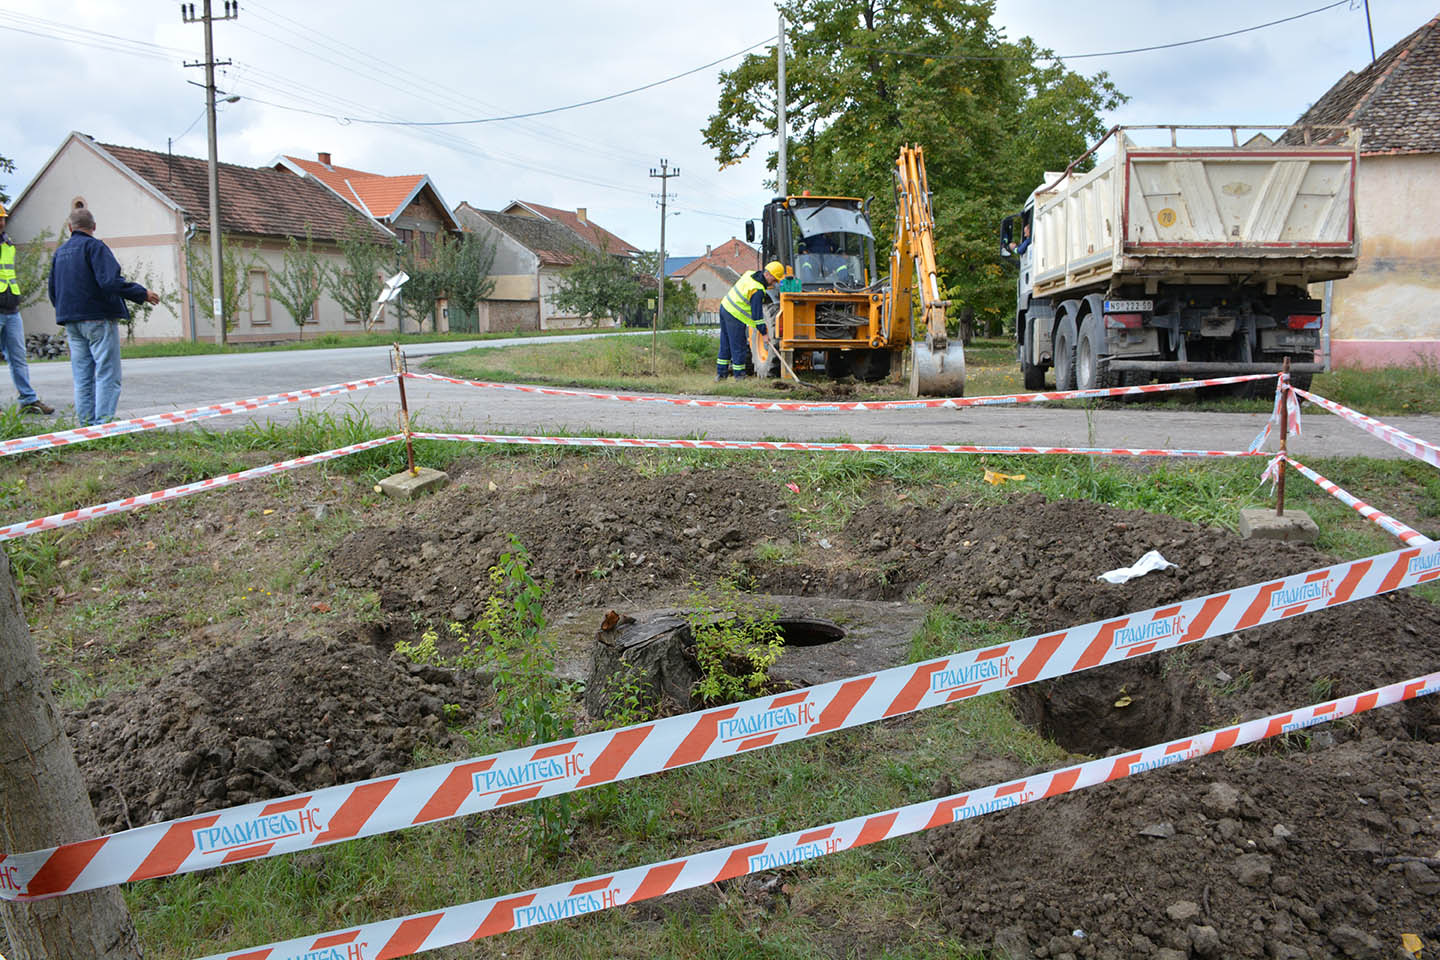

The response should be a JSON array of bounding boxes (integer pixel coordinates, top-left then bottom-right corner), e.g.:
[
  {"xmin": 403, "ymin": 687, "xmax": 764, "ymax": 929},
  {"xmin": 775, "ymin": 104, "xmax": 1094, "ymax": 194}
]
[{"xmin": 910, "ymin": 339, "xmax": 966, "ymax": 397}]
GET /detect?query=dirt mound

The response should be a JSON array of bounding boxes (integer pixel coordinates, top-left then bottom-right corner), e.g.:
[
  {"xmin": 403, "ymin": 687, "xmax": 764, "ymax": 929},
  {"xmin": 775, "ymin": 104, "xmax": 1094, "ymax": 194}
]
[
  {"xmin": 926, "ymin": 738, "xmax": 1440, "ymax": 959},
  {"xmin": 67, "ymin": 630, "xmax": 485, "ymax": 833},
  {"xmin": 328, "ymin": 460, "xmax": 799, "ymax": 619}
]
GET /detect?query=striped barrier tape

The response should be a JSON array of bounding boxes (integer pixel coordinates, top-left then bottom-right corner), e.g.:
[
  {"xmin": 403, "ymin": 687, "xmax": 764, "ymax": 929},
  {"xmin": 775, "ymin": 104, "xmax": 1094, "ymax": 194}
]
[
  {"xmin": 0, "ymin": 436, "xmax": 404, "ymax": 543},
  {"xmin": 1246, "ymin": 372, "xmax": 1302, "ymax": 454},
  {"xmin": 4, "ymin": 538, "xmax": 1437, "ymax": 902},
  {"xmin": 1, "ymin": 376, "xmax": 398, "ymax": 458},
  {"xmin": 1294, "ymin": 387, "xmax": 1440, "ymax": 469},
  {"xmin": 0, "ymin": 429, "xmax": 1259, "ymax": 545},
  {"xmin": 404, "ymin": 371, "xmax": 1276, "ymax": 412},
  {"xmin": 410, "ymin": 431, "xmax": 1260, "ymax": 460},
  {"xmin": 1283, "ymin": 455, "xmax": 1432, "ymax": 546},
  {"xmin": 197, "ymin": 669, "xmax": 1440, "ymax": 960}
]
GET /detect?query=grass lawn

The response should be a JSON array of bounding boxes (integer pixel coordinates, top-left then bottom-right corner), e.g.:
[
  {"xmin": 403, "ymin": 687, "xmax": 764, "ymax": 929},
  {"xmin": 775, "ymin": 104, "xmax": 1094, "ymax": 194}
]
[{"xmin": 425, "ymin": 331, "xmax": 1440, "ymax": 417}]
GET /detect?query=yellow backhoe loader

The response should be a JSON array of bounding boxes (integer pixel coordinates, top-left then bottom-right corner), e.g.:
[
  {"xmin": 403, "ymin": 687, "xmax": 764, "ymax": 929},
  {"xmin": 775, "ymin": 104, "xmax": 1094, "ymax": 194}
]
[{"xmin": 746, "ymin": 145, "xmax": 965, "ymax": 396}]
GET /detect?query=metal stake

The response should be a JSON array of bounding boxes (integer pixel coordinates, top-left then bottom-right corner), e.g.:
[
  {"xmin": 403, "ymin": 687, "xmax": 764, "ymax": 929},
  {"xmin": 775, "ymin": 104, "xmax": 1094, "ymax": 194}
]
[
  {"xmin": 394, "ymin": 344, "xmax": 417, "ymax": 476},
  {"xmin": 1276, "ymin": 357, "xmax": 1290, "ymax": 517}
]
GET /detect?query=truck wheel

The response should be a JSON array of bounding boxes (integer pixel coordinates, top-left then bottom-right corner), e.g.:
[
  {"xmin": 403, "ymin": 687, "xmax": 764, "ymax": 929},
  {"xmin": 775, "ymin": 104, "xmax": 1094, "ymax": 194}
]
[
  {"xmin": 1053, "ymin": 317, "xmax": 1079, "ymax": 392},
  {"xmin": 1021, "ymin": 355, "xmax": 1045, "ymax": 391},
  {"xmin": 1289, "ymin": 370, "xmax": 1313, "ymax": 392},
  {"xmin": 1076, "ymin": 315, "xmax": 1116, "ymax": 390}
]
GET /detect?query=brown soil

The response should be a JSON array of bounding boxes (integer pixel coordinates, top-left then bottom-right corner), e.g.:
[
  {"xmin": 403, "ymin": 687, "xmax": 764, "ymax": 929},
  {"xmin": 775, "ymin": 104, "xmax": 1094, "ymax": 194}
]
[{"xmin": 31, "ymin": 455, "xmax": 1438, "ymax": 956}]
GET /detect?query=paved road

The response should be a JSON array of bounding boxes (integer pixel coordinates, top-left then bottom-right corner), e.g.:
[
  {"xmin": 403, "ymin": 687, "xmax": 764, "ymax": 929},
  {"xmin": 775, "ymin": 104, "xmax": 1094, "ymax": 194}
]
[{"xmin": 22, "ymin": 336, "xmax": 1440, "ymax": 460}]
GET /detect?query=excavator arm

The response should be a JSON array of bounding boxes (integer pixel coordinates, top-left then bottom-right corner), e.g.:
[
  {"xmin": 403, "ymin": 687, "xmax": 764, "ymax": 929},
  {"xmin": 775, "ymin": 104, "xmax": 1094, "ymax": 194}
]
[{"xmin": 891, "ymin": 145, "xmax": 966, "ymax": 396}]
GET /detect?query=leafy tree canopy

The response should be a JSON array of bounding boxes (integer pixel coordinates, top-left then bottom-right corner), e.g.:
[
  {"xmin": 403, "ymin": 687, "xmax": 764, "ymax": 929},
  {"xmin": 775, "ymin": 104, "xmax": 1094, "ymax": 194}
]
[
  {"xmin": 549, "ymin": 247, "xmax": 644, "ymax": 326},
  {"xmin": 702, "ymin": 0, "xmax": 1125, "ymax": 328}
]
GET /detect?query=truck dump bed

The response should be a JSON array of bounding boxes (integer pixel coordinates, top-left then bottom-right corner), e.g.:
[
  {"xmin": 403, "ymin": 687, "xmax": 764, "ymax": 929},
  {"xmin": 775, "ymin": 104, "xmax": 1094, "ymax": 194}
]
[{"xmin": 1030, "ymin": 126, "xmax": 1358, "ymax": 299}]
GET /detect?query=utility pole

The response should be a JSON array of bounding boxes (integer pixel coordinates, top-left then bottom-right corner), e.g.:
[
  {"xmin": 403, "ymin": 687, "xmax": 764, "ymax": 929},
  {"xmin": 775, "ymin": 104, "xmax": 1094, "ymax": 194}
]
[
  {"xmin": 649, "ymin": 159, "xmax": 678, "ymax": 375},
  {"xmin": 777, "ymin": 14, "xmax": 787, "ymax": 197},
  {"xmin": 182, "ymin": 0, "xmax": 238, "ymax": 345}
]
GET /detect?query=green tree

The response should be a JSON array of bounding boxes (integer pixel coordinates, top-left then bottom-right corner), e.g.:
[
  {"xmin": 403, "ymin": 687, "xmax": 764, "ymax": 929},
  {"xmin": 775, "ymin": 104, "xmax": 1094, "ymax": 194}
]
[
  {"xmin": 394, "ymin": 234, "xmax": 445, "ymax": 333},
  {"xmin": 703, "ymin": 0, "xmax": 1124, "ymax": 331},
  {"xmin": 437, "ymin": 231, "xmax": 497, "ymax": 324},
  {"xmin": 186, "ymin": 236, "xmax": 259, "ymax": 334},
  {"xmin": 325, "ymin": 217, "xmax": 394, "ymax": 330},
  {"xmin": 549, "ymin": 245, "xmax": 643, "ymax": 326},
  {"xmin": 0, "ymin": 154, "xmax": 13, "ymax": 206},
  {"xmin": 271, "ymin": 228, "xmax": 327, "ymax": 339},
  {"xmin": 634, "ymin": 251, "xmax": 699, "ymax": 328}
]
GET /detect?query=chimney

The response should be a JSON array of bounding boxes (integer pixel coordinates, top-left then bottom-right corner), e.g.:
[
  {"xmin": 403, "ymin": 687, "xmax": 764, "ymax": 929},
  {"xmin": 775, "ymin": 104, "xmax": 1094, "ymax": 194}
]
[
  {"xmin": 576, "ymin": 207, "xmax": 587, "ymax": 223},
  {"xmin": 317, "ymin": 151, "xmax": 332, "ymax": 166},
  {"xmin": 705, "ymin": 244, "xmax": 712, "ymax": 255}
]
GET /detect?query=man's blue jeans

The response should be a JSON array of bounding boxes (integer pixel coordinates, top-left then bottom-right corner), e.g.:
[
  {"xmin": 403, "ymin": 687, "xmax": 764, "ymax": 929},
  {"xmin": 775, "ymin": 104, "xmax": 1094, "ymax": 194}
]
[
  {"xmin": 0, "ymin": 310, "xmax": 39, "ymax": 407},
  {"xmin": 66, "ymin": 320, "xmax": 123, "ymax": 426}
]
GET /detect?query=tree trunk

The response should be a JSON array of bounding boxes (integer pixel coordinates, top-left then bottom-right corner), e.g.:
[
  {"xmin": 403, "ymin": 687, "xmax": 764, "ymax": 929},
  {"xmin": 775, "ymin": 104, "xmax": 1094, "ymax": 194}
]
[{"xmin": 0, "ymin": 549, "xmax": 143, "ymax": 959}]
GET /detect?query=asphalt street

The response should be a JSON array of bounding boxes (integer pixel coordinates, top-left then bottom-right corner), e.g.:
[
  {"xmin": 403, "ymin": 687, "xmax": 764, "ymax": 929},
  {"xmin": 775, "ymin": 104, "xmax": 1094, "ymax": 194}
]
[{"xmin": 18, "ymin": 336, "xmax": 1440, "ymax": 461}]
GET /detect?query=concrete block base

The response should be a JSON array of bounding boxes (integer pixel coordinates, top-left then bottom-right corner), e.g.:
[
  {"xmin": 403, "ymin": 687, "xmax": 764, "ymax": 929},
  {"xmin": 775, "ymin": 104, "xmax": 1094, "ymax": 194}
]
[
  {"xmin": 1238, "ymin": 508, "xmax": 1319, "ymax": 543},
  {"xmin": 379, "ymin": 466, "xmax": 450, "ymax": 501}
]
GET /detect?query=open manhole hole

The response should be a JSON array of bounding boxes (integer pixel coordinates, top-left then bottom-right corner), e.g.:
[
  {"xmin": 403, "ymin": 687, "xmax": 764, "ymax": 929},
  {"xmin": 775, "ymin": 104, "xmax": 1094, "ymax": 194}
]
[{"xmin": 773, "ymin": 616, "xmax": 846, "ymax": 647}]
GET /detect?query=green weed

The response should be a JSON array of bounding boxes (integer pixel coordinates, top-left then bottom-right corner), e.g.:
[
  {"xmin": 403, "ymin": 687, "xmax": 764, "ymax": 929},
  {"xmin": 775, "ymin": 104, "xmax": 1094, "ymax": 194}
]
[{"xmin": 687, "ymin": 580, "xmax": 785, "ymax": 705}]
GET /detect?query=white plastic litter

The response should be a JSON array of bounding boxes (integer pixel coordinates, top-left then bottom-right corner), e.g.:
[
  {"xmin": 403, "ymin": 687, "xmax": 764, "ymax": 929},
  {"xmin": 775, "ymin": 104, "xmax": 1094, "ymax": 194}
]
[{"xmin": 1097, "ymin": 549, "xmax": 1177, "ymax": 584}]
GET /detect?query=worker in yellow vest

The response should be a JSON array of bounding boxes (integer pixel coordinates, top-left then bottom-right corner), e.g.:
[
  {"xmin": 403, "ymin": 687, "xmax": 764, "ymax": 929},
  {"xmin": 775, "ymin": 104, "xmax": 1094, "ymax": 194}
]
[
  {"xmin": 717, "ymin": 260, "xmax": 784, "ymax": 380},
  {"xmin": 0, "ymin": 203, "xmax": 55, "ymax": 414}
]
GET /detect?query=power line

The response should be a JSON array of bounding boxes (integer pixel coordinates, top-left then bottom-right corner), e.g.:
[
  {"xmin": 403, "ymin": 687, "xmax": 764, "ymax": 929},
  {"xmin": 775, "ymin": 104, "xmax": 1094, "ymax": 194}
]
[
  {"xmin": 345, "ymin": 35, "xmax": 776, "ymax": 126},
  {"xmin": 857, "ymin": 0, "xmax": 1351, "ymax": 63}
]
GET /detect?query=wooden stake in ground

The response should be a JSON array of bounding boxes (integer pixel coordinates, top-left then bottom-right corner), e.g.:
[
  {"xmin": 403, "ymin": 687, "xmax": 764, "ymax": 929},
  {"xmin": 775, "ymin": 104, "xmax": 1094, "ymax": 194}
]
[{"xmin": 0, "ymin": 549, "xmax": 142, "ymax": 959}]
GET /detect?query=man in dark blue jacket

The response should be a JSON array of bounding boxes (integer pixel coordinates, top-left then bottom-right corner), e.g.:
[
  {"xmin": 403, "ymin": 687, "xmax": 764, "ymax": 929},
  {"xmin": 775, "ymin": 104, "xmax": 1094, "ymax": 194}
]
[{"xmin": 48, "ymin": 207, "xmax": 158, "ymax": 425}]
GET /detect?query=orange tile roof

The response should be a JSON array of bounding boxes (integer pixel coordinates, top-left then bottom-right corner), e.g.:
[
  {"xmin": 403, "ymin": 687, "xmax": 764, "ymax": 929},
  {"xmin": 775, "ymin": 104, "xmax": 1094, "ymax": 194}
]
[
  {"xmin": 507, "ymin": 200, "xmax": 640, "ymax": 255},
  {"xmin": 282, "ymin": 156, "xmax": 427, "ymax": 221},
  {"xmin": 675, "ymin": 237, "xmax": 760, "ymax": 279}
]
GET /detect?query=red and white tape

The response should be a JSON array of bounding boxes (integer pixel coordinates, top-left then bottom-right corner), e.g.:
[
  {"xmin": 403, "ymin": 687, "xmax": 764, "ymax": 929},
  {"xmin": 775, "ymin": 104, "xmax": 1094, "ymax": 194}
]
[
  {"xmin": 4, "ymin": 539, "xmax": 1436, "ymax": 902},
  {"xmin": 1247, "ymin": 372, "xmax": 1302, "ymax": 454},
  {"xmin": 1294, "ymin": 387, "xmax": 1440, "ymax": 469},
  {"xmin": 196, "ymin": 670, "xmax": 1440, "ymax": 960},
  {"xmin": 404, "ymin": 371, "xmax": 1275, "ymax": 412},
  {"xmin": 0, "ymin": 436, "xmax": 404, "ymax": 543},
  {"xmin": 411, "ymin": 431, "xmax": 1258, "ymax": 460},
  {"xmin": 1, "ymin": 376, "xmax": 398, "ymax": 458},
  {"xmin": 1283, "ymin": 455, "xmax": 1432, "ymax": 546}
]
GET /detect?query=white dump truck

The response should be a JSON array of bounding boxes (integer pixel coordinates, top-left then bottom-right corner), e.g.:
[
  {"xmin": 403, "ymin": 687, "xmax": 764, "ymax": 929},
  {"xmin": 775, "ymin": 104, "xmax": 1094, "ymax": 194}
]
[{"xmin": 1001, "ymin": 125, "xmax": 1359, "ymax": 394}]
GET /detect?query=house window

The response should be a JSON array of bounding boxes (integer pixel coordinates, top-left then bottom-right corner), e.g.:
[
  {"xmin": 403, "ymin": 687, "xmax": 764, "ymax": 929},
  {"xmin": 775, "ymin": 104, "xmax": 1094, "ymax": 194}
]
[
  {"xmin": 396, "ymin": 228, "xmax": 413, "ymax": 246},
  {"xmin": 247, "ymin": 269, "xmax": 271, "ymax": 326},
  {"xmin": 701, "ymin": 282, "xmax": 706, "ymax": 292}
]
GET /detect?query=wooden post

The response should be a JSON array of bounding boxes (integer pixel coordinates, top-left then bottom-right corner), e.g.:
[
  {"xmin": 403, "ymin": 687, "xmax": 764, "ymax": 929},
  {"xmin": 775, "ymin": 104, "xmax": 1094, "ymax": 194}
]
[
  {"xmin": 1276, "ymin": 357, "xmax": 1290, "ymax": 517},
  {"xmin": 0, "ymin": 550, "xmax": 142, "ymax": 958},
  {"xmin": 394, "ymin": 344, "xmax": 418, "ymax": 476}
]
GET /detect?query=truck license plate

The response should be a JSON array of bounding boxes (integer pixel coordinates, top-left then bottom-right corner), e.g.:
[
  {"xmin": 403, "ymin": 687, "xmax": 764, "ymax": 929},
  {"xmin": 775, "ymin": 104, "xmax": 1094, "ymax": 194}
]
[{"xmin": 1104, "ymin": 299, "xmax": 1153, "ymax": 313}]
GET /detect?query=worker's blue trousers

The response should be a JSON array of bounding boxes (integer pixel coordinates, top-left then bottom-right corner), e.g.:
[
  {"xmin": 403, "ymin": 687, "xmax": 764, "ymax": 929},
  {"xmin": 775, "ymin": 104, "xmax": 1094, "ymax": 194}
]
[{"xmin": 716, "ymin": 312, "xmax": 752, "ymax": 378}]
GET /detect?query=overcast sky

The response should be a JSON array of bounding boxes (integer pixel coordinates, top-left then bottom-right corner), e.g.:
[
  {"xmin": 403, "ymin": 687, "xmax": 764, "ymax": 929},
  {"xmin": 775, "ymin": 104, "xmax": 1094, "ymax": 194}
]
[{"xmin": 0, "ymin": 1, "xmax": 1433, "ymax": 255}]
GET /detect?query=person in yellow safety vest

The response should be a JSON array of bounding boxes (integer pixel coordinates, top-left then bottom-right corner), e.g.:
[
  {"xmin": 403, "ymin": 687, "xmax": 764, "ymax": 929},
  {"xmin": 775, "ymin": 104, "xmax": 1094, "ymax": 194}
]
[
  {"xmin": 717, "ymin": 260, "xmax": 784, "ymax": 380},
  {"xmin": 0, "ymin": 203, "xmax": 56, "ymax": 414}
]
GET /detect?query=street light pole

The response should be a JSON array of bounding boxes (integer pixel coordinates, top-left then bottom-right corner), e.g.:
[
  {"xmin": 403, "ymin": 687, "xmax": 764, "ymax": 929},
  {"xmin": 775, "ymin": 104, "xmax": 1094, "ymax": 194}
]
[
  {"xmin": 777, "ymin": 14, "xmax": 787, "ymax": 197},
  {"xmin": 183, "ymin": 0, "xmax": 238, "ymax": 345}
]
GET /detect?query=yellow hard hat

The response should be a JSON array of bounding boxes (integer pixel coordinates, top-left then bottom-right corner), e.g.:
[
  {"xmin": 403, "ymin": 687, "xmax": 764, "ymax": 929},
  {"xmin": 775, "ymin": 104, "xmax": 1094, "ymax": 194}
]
[
  {"xmin": 0, "ymin": 202, "xmax": 8, "ymax": 217},
  {"xmin": 764, "ymin": 260, "xmax": 785, "ymax": 282}
]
